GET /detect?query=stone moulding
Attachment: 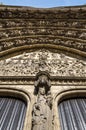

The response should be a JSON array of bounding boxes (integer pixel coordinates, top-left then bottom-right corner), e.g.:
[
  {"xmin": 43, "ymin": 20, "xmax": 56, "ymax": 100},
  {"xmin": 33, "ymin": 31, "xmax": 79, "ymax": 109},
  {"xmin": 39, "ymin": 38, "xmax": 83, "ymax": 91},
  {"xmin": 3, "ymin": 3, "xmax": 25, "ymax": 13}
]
[
  {"xmin": 0, "ymin": 5, "xmax": 86, "ymax": 19},
  {"xmin": 0, "ymin": 5, "xmax": 86, "ymax": 57},
  {"xmin": 0, "ymin": 44, "xmax": 86, "ymax": 60},
  {"xmin": 0, "ymin": 76, "xmax": 86, "ymax": 85}
]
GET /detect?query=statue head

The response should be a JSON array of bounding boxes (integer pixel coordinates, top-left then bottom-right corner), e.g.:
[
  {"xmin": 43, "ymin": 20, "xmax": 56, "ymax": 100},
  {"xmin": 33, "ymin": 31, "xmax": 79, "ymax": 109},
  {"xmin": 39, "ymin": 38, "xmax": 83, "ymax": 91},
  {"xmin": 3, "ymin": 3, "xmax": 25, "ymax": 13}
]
[
  {"xmin": 38, "ymin": 87, "xmax": 46, "ymax": 95},
  {"xmin": 34, "ymin": 72, "xmax": 51, "ymax": 95}
]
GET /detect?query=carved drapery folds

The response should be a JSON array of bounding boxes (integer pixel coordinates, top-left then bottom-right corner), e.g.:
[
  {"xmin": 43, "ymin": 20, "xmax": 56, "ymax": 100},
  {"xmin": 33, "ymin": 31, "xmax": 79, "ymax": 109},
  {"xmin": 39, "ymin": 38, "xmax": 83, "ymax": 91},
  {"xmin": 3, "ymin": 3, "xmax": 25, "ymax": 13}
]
[
  {"xmin": 32, "ymin": 72, "xmax": 53, "ymax": 130},
  {"xmin": 0, "ymin": 49, "xmax": 86, "ymax": 77}
]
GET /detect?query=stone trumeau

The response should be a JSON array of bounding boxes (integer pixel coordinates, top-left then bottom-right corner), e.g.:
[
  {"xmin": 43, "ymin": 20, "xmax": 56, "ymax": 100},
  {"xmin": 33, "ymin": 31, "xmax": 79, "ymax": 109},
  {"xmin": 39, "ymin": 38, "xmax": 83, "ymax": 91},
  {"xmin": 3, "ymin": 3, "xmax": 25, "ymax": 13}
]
[{"xmin": 0, "ymin": 5, "xmax": 86, "ymax": 130}]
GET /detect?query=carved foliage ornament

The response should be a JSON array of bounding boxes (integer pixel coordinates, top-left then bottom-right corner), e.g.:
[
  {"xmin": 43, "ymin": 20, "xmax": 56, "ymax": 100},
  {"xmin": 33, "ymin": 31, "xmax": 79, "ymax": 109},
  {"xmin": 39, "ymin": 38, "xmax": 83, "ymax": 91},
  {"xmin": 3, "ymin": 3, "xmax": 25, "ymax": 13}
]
[
  {"xmin": 0, "ymin": 49, "xmax": 86, "ymax": 77},
  {"xmin": 0, "ymin": 8, "xmax": 86, "ymax": 19}
]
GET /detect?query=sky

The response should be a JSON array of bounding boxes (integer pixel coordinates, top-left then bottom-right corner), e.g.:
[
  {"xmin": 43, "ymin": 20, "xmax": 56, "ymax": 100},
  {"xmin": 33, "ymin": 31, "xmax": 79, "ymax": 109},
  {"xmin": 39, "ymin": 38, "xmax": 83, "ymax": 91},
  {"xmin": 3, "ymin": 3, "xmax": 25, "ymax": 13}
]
[{"xmin": 0, "ymin": 0, "xmax": 86, "ymax": 8}]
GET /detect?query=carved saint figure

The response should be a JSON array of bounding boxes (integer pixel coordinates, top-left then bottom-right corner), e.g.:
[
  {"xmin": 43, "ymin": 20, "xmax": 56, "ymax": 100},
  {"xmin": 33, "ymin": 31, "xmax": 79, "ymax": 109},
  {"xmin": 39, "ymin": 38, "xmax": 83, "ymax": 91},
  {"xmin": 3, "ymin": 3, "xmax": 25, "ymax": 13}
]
[{"xmin": 32, "ymin": 73, "xmax": 53, "ymax": 130}]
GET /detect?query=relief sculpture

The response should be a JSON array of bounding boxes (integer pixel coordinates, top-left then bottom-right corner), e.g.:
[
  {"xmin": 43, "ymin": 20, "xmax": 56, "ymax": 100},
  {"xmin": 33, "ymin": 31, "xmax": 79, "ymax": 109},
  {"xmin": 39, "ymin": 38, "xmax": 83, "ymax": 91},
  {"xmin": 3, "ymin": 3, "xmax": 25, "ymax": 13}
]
[
  {"xmin": 32, "ymin": 72, "xmax": 53, "ymax": 130},
  {"xmin": 0, "ymin": 50, "xmax": 86, "ymax": 77}
]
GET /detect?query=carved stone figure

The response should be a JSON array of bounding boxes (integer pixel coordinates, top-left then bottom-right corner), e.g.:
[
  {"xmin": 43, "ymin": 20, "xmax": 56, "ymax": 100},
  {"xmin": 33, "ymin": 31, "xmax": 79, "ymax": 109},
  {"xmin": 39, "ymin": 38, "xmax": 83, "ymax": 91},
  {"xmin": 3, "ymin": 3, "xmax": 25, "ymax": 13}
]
[{"xmin": 32, "ymin": 72, "xmax": 53, "ymax": 130}]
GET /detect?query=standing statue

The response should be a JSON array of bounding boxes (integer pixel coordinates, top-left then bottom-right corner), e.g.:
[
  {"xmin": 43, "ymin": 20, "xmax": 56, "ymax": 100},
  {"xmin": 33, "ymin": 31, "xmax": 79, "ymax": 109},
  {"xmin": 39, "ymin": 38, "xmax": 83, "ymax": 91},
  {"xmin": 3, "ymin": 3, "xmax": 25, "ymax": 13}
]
[{"xmin": 32, "ymin": 72, "xmax": 53, "ymax": 130}]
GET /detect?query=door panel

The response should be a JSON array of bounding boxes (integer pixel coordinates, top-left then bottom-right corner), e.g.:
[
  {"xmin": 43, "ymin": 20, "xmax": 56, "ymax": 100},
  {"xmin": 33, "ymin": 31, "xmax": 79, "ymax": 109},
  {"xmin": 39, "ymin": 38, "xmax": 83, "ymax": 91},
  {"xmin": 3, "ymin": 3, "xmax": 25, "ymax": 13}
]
[
  {"xmin": 0, "ymin": 97, "xmax": 27, "ymax": 130},
  {"xmin": 59, "ymin": 98, "xmax": 86, "ymax": 130}
]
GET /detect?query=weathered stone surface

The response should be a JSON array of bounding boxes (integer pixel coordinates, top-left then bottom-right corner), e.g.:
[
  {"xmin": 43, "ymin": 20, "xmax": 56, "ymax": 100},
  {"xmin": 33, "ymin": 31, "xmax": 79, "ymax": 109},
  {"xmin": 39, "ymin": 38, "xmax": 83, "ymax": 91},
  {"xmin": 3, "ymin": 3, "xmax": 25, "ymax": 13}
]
[
  {"xmin": 0, "ymin": 5, "xmax": 86, "ymax": 57},
  {"xmin": 32, "ymin": 73, "xmax": 53, "ymax": 130},
  {"xmin": 0, "ymin": 5, "xmax": 86, "ymax": 130},
  {"xmin": 0, "ymin": 49, "xmax": 85, "ymax": 77}
]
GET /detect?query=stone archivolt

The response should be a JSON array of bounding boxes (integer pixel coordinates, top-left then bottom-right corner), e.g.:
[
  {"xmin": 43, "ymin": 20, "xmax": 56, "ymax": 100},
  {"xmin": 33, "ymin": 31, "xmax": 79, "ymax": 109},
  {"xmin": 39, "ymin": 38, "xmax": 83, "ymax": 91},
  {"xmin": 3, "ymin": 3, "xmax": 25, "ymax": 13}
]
[
  {"xmin": 0, "ymin": 49, "xmax": 85, "ymax": 77},
  {"xmin": 0, "ymin": 6, "xmax": 86, "ymax": 55}
]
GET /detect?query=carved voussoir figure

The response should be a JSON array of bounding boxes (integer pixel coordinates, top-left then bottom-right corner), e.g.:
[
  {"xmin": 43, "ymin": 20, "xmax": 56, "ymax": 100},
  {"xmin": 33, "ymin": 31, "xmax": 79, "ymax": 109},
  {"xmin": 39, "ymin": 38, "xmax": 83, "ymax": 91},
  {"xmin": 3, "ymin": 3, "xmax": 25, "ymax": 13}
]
[{"xmin": 32, "ymin": 72, "xmax": 53, "ymax": 130}]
